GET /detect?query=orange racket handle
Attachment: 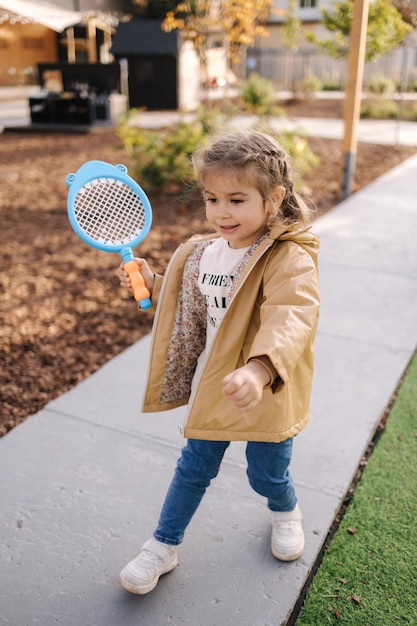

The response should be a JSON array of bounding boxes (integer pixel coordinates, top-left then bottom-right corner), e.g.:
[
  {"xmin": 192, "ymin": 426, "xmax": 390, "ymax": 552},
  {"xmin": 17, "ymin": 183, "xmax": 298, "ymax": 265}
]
[{"xmin": 124, "ymin": 260, "xmax": 151, "ymax": 310}]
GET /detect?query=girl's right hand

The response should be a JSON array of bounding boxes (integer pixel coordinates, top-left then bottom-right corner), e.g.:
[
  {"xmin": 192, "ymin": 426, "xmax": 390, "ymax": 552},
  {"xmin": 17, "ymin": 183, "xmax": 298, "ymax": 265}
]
[{"xmin": 118, "ymin": 258, "xmax": 154, "ymax": 295}]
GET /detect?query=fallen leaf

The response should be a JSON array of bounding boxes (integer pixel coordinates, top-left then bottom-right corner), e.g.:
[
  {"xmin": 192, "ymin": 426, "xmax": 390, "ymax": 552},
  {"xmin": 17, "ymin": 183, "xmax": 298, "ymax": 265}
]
[
  {"xmin": 335, "ymin": 609, "xmax": 342, "ymax": 619},
  {"xmin": 351, "ymin": 594, "xmax": 361, "ymax": 604},
  {"xmin": 339, "ymin": 578, "xmax": 348, "ymax": 585},
  {"xmin": 347, "ymin": 526, "xmax": 357, "ymax": 535}
]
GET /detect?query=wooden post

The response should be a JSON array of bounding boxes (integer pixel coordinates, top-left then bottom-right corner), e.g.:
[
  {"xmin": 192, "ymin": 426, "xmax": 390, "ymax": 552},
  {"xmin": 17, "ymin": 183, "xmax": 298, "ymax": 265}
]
[
  {"xmin": 87, "ymin": 17, "xmax": 97, "ymax": 63},
  {"xmin": 342, "ymin": 0, "xmax": 370, "ymax": 199},
  {"xmin": 66, "ymin": 27, "xmax": 76, "ymax": 63}
]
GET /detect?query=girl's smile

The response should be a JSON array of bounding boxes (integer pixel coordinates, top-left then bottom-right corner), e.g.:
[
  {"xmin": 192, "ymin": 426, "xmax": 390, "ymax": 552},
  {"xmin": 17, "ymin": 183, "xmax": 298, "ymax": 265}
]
[{"xmin": 203, "ymin": 173, "xmax": 268, "ymax": 248}]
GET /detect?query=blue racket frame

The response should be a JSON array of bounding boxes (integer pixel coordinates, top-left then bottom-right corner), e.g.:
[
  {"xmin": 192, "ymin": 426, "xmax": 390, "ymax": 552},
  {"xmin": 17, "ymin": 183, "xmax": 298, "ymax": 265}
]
[
  {"xmin": 66, "ymin": 160, "xmax": 153, "ymax": 309},
  {"xmin": 66, "ymin": 160, "xmax": 152, "ymax": 263}
]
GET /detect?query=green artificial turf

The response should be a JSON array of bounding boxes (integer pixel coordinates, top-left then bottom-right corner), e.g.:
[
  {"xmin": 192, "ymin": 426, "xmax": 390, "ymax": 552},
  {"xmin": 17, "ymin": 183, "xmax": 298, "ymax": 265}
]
[{"xmin": 297, "ymin": 352, "xmax": 417, "ymax": 625}]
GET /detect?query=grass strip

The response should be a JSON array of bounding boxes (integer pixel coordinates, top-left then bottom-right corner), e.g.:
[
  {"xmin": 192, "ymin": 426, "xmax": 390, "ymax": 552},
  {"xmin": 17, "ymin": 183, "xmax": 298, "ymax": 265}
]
[{"xmin": 297, "ymin": 352, "xmax": 417, "ymax": 625}]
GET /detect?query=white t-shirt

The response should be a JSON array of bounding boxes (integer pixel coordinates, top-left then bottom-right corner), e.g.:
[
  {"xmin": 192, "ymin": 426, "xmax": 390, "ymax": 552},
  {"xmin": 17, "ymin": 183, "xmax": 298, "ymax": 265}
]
[{"xmin": 192, "ymin": 237, "xmax": 249, "ymax": 387}]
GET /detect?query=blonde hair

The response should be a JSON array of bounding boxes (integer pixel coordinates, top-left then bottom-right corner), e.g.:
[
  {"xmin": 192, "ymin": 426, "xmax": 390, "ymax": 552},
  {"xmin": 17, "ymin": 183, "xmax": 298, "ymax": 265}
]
[{"xmin": 192, "ymin": 130, "xmax": 313, "ymax": 227}]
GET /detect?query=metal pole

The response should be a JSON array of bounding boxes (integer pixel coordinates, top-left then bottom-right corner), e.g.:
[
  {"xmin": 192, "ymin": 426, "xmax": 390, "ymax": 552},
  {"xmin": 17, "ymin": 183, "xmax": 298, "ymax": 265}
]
[
  {"xmin": 342, "ymin": 0, "xmax": 370, "ymax": 199},
  {"xmin": 394, "ymin": 44, "xmax": 407, "ymax": 145}
]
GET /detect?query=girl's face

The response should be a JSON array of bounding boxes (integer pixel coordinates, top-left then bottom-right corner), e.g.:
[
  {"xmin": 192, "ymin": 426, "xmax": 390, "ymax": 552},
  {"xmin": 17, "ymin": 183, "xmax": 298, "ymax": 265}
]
[{"xmin": 203, "ymin": 172, "xmax": 269, "ymax": 249}]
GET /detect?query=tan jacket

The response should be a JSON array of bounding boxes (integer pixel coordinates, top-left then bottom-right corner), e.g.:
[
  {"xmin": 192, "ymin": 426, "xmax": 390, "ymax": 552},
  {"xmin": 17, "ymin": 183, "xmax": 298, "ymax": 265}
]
[{"xmin": 142, "ymin": 223, "xmax": 320, "ymax": 442}]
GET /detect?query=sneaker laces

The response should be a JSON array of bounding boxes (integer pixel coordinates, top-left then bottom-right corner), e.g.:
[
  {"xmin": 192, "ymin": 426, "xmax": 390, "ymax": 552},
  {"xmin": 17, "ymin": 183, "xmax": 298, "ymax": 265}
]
[
  {"xmin": 273, "ymin": 520, "xmax": 297, "ymax": 533},
  {"xmin": 139, "ymin": 549, "xmax": 162, "ymax": 565}
]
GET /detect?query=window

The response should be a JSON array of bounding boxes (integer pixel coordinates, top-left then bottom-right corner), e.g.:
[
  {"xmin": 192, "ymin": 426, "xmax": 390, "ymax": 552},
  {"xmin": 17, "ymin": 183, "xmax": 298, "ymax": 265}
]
[{"xmin": 299, "ymin": 0, "xmax": 317, "ymax": 7}]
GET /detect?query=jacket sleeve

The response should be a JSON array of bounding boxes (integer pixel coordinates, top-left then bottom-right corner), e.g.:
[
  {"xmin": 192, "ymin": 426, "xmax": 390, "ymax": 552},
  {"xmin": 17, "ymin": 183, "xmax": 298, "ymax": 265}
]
[
  {"xmin": 148, "ymin": 273, "xmax": 164, "ymax": 312},
  {"xmin": 248, "ymin": 241, "xmax": 320, "ymax": 391}
]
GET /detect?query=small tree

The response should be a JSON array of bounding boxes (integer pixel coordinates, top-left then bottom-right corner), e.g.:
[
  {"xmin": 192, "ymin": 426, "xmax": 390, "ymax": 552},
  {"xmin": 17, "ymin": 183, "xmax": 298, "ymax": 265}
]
[
  {"xmin": 306, "ymin": 0, "xmax": 413, "ymax": 61},
  {"xmin": 162, "ymin": 0, "xmax": 275, "ymax": 81},
  {"xmin": 280, "ymin": 0, "xmax": 303, "ymax": 91},
  {"xmin": 281, "ymin": 0, "xmax": 302, "ymax": 52}
]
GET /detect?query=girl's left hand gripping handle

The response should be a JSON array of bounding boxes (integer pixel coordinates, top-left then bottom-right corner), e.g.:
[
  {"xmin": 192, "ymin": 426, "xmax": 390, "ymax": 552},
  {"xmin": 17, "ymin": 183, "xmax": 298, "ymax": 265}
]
[{"xmin": 124, "ymin": 260, "xmax": 151, "ymax": 310}]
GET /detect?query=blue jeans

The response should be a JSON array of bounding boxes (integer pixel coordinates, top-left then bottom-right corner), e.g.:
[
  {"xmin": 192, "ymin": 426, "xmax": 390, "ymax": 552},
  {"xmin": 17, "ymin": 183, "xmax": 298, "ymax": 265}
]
[{"xmin": 154, "ymin": 438, "xmax": 297, "ymax": 546}]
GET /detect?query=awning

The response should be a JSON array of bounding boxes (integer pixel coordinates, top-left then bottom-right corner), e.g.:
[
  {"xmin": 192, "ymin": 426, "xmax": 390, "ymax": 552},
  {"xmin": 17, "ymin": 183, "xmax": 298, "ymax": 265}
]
[{"xmin": 0, "ymin": 0, "xmax": 82, "ymax": 32}]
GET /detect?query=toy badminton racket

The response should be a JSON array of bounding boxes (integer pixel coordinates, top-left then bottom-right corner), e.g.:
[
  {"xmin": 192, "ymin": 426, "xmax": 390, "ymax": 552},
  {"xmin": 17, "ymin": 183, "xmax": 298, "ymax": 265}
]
[{"xmin": 66, "ymin": 160, "xmax": 152, "ymax": 310}]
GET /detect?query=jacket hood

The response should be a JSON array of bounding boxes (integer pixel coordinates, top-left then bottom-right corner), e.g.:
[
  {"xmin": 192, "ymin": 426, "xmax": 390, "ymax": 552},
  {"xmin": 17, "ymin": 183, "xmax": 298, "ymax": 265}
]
[{"xmin": 270, "ymin": 222, "xmax": 320, "ymax": 262}]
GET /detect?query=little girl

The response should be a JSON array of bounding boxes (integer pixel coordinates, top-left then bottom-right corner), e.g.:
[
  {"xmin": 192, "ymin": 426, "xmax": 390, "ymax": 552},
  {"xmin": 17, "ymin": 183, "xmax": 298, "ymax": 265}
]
[{"xmin": 118, "ymin": 130, "xmax": 320, "ymax": 595}]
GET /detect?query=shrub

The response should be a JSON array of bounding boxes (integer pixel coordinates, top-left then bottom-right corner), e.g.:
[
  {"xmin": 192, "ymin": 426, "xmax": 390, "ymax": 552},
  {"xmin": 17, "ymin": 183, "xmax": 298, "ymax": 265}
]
[
  {"xmin": 279, "ymin": 130, "xmax": 320, "ymax": 178},
  {"xmin": 367, "ymin": 75, "xmax": 395, "ymax": 96},
  {"xmin": 117, "ymin": 108, "xmax": 227, "ymax": 194},
  {"xmin": 403, "ymin": 80, "xmax": 417, "ymax": 93},
  {"xmin": 321, "ymin": 81, "xmax": 343, "ymax": 91},
  {"xmin": 254, "ymin": 121, "xmax": 320, "ymax": 184},
  {"xmin": 407, "ymin": 102, "xmax": 417, "ymax": 121},
  {"xmin": 117, "ymin": 107, "xmax": 318, "ymax": 197},
  {"xmin": 238, "ymin": 72, "xmax": 284, "ymax": 115},
  {"xmin": 293, "ymin": 75, "xmax": 322, "ymax": 100},
  {"xmin": 360, "ymin": 99, "xmax": 399, "ymax": 119},
  {"xmin": 361, "ymin": 98, "xmax": 417, "ymax": 121}
]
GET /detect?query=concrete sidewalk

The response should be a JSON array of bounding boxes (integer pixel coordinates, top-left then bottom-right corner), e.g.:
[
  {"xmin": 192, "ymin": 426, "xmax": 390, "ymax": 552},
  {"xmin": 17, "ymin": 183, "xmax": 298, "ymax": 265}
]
[
  {"xmin": 1, "ymin": 156, "xmax": 417, "ymax": 624},
  {"xmin": 114, "ymin": 109, "xmax": 417, "ymax": 147},
  {"xmin": 2, "ymin": 86, "xmax": 417, "ymax": 147}
]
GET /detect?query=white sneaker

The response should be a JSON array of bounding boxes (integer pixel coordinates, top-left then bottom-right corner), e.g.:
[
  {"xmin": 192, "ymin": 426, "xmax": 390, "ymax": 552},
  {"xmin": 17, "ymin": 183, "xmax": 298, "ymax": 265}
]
[
  {"xmin": 119, "ymin": 538, "xmax": 178, "ymax": 594},
  {"xmin": 271, "ymin": 504, "xmax": 305, "ymax": 561}
]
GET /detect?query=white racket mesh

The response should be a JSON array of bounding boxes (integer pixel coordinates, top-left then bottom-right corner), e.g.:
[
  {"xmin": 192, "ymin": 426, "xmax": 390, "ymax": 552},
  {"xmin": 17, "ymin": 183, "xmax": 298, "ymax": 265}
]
[{"xmin": 74, "ymin": 178, "xmax": 147, "ymax": 246}]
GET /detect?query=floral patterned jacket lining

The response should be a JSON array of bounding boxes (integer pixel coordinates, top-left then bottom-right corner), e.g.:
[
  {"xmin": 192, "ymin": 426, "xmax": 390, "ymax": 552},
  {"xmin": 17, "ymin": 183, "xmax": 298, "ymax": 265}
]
[{"xmin": 160, "ymin": 233, "xmax": 270, "ymax": 404}]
